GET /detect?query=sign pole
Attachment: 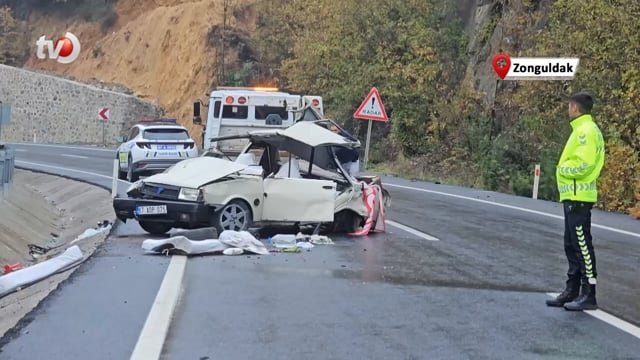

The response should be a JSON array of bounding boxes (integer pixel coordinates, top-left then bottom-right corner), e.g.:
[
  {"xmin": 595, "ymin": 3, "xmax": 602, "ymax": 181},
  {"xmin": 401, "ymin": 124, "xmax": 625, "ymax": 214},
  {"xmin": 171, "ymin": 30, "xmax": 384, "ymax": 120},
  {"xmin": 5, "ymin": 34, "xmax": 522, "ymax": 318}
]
[
  {"xmin": 532, "ymin": 164, "xmax": 541, "ymax": 199},
  {"xmin": 363, "ymin": 119, "xmax": 373, "ymax": 169},
  {"xmin": 102, "ymin": 121, "xmax": 106, "ymax": 146}
]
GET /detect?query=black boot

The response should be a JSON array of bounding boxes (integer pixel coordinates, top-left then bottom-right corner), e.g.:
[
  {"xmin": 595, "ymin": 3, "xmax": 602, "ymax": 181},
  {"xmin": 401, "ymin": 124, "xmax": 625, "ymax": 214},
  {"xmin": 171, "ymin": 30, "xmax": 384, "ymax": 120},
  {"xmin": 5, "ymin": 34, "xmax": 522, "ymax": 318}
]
[
  {"xmin": 564, "ymin": 283, "xmax": 597, "ymax": 311},
  {"xmin": 546, "ymin": 281, "xmax": 580, "ymax": 307}
]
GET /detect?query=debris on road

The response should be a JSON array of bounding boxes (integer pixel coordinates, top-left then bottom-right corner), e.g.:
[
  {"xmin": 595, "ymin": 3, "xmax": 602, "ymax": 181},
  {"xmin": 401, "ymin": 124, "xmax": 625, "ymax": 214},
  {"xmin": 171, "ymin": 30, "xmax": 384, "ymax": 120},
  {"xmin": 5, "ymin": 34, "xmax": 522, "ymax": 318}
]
[
  {"xmin": 296, "ymin": 241, "xmax": 314, "ymax": 250},
  {"xmin": 0, "ymin": 246, "xmax": 84, "ymax": 299},
  {"xmin": 270, "ymin": 234, "xmax": 297, "ymax": 248},
  {"xmin": 142, "ymin": 230, "xmax": 270, "ymax": 256},
  {"xmin": 172, "ymin": 227, "xmax": 218, "ymax": 241},
  {"xmin": 69, "ymin": 220, "xmax": 112, "ymax": 245},
  {"xmin": 222, "ymin": 248, "xmax": 244, "ymax": 256},
  {"xmin": 140, "ymin": 229, "xmax": 332, "ymax": 256}
]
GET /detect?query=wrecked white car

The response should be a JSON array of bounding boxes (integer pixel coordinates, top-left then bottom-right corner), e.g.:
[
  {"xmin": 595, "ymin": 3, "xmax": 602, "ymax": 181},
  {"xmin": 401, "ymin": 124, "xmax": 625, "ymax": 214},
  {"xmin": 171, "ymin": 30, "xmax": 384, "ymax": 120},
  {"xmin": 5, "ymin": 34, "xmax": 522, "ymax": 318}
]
[{"xmin": 113, "ymin": 120, "xmax": 388, "ymax": 235}]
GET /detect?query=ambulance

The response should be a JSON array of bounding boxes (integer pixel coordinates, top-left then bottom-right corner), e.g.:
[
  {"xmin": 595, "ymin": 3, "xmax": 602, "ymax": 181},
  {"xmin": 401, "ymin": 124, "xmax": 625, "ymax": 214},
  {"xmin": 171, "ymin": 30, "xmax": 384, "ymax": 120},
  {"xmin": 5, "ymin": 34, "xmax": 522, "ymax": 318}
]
[{"xmin": 192, "ymin": 87, "xmax": 324, "ymax": 153}]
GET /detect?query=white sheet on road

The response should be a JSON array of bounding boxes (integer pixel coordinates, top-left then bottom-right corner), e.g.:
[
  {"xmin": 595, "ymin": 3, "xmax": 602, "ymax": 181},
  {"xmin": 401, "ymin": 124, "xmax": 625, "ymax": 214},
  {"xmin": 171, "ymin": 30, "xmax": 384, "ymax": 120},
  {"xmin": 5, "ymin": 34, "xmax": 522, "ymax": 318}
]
[
  {"xmin": 142, "ymin": 231, "xmax": 269, "ymax": 256},
  {"xmin": 0, "ymin": 245, "xmax": 84, "ymax": 298}
]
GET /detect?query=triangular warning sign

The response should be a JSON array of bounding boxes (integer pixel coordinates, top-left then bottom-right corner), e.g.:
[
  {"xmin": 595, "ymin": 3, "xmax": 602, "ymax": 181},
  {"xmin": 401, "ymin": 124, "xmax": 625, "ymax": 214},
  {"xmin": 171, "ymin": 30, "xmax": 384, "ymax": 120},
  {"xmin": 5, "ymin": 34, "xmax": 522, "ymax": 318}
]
[{"xmin": 354, "ymin": 87, "xmax": 388, "ymax": 122}]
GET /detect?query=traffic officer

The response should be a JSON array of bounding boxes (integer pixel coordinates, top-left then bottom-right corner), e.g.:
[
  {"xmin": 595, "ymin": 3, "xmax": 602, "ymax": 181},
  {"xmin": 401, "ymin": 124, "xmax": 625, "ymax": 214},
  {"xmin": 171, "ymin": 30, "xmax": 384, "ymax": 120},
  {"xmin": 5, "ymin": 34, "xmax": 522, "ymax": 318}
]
[{"xmin": 546, "ymin": 92, "xmax": 605, "ymax": 311}]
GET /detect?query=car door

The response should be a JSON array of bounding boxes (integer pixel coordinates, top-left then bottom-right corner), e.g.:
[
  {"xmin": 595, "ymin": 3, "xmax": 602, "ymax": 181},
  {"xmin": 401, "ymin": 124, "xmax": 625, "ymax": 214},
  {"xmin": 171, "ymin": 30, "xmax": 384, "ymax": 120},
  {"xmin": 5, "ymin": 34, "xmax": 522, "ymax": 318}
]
[
  {"xmin": 117, "ymin": 132, "xmax": 129, "ymax": 170},
  {"xmin": 261, "ymin": 177, "xmax": 336, "ymax": 222},
  {"xmin": 119, "ymin": 127, "xmax": 138, "ymax": 170}
]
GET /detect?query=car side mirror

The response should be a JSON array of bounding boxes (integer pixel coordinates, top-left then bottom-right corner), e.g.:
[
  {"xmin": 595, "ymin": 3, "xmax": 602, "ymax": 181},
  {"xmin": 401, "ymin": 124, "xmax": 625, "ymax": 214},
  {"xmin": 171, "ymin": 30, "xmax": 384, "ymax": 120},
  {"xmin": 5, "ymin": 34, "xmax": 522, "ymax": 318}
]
[
  {"xmin": 193, "ymin": 100, "xmax": 202, "ymax": 125},
  {"xmin": 116, "ymin": 136, "xmax": 126, "ymax": 143}
]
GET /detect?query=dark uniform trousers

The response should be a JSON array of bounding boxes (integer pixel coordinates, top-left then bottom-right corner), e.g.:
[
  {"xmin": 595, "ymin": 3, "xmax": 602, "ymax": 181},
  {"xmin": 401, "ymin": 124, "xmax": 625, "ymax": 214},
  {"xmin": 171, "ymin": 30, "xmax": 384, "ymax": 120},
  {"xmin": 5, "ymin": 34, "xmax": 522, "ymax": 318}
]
[{"xmin": 563, "ymin": 200, "xmax": 597, "ymax": 285}]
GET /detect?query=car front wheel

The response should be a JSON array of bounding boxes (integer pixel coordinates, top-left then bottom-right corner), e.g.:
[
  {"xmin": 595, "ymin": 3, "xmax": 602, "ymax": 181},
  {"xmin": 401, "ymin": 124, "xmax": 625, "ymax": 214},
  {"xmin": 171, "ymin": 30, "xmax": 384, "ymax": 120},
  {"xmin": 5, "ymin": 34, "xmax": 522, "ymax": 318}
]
[
  {"xmin": 214, "ymin": 200, "xmax": 252, "ymax": 234},
  {"xmin": 138, "ymin": 221, "xmax": 173, "ymax": 235}
]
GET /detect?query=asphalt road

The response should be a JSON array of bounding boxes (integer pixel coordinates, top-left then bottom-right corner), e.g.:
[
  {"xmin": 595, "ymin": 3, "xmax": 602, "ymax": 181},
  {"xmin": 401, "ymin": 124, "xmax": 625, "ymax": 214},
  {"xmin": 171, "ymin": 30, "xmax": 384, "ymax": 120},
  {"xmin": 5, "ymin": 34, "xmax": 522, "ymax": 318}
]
[{"xmin": 1, "ymin": 142, "xmax": 639, "ymax": 360}]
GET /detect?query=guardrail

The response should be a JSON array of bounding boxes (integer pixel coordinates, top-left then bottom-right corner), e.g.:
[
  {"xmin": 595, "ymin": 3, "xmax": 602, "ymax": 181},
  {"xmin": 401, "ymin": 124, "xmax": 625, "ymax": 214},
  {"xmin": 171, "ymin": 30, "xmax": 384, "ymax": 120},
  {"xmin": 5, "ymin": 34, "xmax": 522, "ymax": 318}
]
[{"xmin": 0, "ymin": 145, "xmax": 15, "ymax": 196}]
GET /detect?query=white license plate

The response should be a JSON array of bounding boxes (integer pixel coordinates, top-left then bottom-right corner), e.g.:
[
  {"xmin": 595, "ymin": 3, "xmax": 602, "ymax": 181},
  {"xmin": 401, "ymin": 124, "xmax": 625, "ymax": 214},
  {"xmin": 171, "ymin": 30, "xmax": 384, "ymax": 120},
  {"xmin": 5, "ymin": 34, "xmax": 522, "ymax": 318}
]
[
  {"xmin": 157, "ymin": 145, "xmax": 176, "ymax": 150},
  {"xmin": 135, "ymin": 205, "xmax": 167, "ymax": 215}
]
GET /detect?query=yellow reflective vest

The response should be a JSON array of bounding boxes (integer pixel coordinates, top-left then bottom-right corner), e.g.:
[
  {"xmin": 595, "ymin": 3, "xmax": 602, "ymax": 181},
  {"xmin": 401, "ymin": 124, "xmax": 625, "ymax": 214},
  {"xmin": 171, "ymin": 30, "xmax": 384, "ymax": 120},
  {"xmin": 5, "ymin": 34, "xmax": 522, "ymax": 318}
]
[{"xmin": 556, "ymin": 114, "xmax": 605, "ymax": 203}]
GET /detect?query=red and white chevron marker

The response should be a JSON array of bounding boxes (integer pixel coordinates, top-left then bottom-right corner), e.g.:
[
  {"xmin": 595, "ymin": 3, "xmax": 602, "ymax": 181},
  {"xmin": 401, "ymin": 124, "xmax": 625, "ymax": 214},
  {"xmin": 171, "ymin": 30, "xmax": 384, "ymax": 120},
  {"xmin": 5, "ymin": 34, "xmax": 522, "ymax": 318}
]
[{"xmin": 98, "ymin": 107, "xmax": 110, "ymax": 121}]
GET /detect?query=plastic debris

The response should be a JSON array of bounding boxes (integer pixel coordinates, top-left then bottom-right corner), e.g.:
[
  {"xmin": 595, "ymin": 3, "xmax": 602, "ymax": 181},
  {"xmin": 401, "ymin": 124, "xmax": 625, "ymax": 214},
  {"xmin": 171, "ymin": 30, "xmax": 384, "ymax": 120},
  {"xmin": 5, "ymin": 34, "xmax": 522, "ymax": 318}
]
[
  {"xmin": 282, "ymin": 247, "xmax": 301, "ymax": 253},
  {"xmin": 0, "ymin": 246, "xmax": 84, "ymax": 298},
  {"xmin": 3, "ymin": 263, "xmax": 22, "ymax": 274},
  {"xmin": 218, "ymin": 230, "xmax": 270, "ymax": 255},
  {"xmin": 222, "ymin": 248, "xmax": 244, "ymax": 256},
  {"xmin": 271, "ymin": 234, "xmax": 297, "ymax": 248},
  {"xmin": 296, "ymin": 242, "xmax": 314, "ymax": 250},
  {"xmin": 69, "ymin": 221, "xmax": 112, "ymax": 245}
]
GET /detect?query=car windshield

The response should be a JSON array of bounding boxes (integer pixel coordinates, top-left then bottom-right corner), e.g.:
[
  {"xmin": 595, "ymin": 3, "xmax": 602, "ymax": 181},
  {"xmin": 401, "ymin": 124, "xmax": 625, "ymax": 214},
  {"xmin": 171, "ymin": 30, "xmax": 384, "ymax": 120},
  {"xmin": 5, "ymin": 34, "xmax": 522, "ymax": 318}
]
[{"xmin": 143, "ymin": 128, "xmax": 190, "ymax": 141}]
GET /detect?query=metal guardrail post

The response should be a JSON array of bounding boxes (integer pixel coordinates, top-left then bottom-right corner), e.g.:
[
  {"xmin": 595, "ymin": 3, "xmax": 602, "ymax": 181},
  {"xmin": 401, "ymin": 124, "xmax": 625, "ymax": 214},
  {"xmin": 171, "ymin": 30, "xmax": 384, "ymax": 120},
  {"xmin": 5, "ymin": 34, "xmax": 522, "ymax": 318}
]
[{"xmin": 0, "ymin": 145, "xmax": 15, "ymax": 199}]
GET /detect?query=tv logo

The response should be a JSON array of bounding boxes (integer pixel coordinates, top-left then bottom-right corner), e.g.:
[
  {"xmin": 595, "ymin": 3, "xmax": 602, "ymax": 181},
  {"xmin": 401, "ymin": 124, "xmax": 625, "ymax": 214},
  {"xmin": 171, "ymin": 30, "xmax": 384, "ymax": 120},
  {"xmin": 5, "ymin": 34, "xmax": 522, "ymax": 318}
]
[{"xmin": 35, "ymin": 32, "xmax": 81, "ymax": 64}]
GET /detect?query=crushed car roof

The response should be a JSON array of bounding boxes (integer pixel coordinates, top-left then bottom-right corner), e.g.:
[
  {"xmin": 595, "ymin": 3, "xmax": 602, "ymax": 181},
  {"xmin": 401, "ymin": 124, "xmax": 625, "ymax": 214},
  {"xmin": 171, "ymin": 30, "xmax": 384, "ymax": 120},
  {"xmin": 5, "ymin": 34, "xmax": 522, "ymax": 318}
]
[
  {"xmin": 279, "ymin": 121, "xmax": 353, "ymax": 147},
  {"xmin": 211, "ymin": 121, "xmax": 355, "ymax": 147}
]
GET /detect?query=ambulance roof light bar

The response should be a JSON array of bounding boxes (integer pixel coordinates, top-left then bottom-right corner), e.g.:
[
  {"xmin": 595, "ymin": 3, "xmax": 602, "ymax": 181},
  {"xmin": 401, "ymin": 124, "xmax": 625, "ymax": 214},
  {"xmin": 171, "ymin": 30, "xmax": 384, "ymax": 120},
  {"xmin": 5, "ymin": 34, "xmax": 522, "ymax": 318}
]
[{"xmin": 215, "ymin": 86, "xmax": 280, "ymax": 92}]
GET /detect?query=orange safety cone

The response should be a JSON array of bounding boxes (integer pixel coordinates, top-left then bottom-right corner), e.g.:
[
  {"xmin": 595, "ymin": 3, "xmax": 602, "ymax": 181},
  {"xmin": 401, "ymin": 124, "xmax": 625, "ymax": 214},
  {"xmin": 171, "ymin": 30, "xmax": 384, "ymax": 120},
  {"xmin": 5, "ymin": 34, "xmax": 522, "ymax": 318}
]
[{"xmin": 3, "ymin": 263, "xmax": 22, "ymax": 274}]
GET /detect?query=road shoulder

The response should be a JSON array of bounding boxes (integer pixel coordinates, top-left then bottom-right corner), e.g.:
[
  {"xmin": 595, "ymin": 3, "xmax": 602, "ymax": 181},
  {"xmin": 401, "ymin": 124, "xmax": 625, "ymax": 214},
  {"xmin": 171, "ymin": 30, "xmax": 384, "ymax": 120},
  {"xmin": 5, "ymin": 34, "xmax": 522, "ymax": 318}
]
[{"xmin": 0, "ymin": 170, "xmax": 114, "ymax": 337}]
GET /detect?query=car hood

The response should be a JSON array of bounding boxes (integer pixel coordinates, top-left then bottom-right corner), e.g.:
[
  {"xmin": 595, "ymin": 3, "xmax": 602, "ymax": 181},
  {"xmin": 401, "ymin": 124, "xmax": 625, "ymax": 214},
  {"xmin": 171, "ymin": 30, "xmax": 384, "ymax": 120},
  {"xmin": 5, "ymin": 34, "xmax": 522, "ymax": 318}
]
[{"xmin": 141, "ymin": 157, "xmax": 247, "ymax": 188}]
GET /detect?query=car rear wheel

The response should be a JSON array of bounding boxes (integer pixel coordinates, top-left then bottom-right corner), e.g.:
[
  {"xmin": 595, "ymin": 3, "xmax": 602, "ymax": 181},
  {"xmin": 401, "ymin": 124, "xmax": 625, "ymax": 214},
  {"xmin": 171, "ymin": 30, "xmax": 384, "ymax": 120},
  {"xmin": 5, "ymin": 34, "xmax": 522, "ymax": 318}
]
[
  {"xmin": 139, "ymin": 221, "xmax": 173, "ymax": 235},
  {"xmin": 127, "ymin": 155, "xmax": 139, "ymax": 183},
  {"xmin": 117, "ymin": 157, "xmax": 127, "ymax": 180},
  {"xmin": 214, "ymin": 200, "xmax": 252, "ymax": 234}
]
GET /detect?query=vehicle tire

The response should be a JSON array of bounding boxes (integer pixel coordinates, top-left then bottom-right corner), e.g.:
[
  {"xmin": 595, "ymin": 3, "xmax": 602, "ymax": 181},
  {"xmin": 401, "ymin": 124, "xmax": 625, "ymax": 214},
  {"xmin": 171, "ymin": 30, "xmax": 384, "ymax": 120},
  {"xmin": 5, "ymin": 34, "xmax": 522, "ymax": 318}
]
[
  {"xmin": 333, "ymin": 210, "xmax": 363, "ymax": 233},
  {"xmin": 127, "ymin": 155, "xmax": 139, "ymax": 182},
  {"xmin": 213, "ymin": 199, "xmax": 253, "ymax": 234},
  {"xmin": 172, "ymin": 227, "xmax": 218, "ymax": 241},
  {"xmin": 139, "ymin": 221, "xmax": 173, "ymax": 235},
  {"xmin": 117, "ymin": 158, "xmax": 127, "ymax": 180}
]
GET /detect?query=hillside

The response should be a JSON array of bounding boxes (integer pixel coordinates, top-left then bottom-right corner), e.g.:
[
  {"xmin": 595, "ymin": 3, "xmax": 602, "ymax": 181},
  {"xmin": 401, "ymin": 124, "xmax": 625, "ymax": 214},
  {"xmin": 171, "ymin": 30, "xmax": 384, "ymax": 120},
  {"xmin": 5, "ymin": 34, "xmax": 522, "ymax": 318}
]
[
  {"xmin": 0, "ymin": 0, "xmax": 638, "ymax": 217},
  {"xmin": 13, "ymin": 0, "xmax": 244, "ymax": 138}
]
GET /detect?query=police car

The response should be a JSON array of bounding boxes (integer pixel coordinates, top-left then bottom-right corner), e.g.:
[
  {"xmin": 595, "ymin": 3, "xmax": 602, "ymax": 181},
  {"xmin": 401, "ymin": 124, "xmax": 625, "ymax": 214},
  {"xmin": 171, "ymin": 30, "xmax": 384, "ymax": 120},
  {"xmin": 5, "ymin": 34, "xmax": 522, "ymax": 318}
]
[{"xmin": 116, "ymin": 118, "xmax": 198, "ymax": 182}]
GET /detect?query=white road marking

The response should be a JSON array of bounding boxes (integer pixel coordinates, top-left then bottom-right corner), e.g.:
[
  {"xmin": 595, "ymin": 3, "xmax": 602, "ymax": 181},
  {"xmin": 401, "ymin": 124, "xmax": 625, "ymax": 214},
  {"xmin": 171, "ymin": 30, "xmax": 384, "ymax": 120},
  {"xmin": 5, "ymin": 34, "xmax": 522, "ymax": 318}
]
[
  {"xmin": 9, "ymin": 142, "xmax": 114, "ymax": 152},
  {"xmin": 385, "ymin": 183, "xmax": 640, "ymax": 239},
  {"xmin": 15, "ymin": 160, "xmax": 131, "ymax": 185},
  {"xmin": 13, "ymin": 148, "xmax": 27, "ymax": 152},
  {"xmin": 61, "ymin": 154, "xmax": 89, "ymax": 159},
  {"xmin": 130, "ymin": 256, "xmax": 187, "ymax": 360},
  {"xmin": 546, "ymin": 293, "xmax": 640, "ymax": 340},
  {"xmin": 386, "ymin": 220, "xmax": 439, "ymax": 241}
]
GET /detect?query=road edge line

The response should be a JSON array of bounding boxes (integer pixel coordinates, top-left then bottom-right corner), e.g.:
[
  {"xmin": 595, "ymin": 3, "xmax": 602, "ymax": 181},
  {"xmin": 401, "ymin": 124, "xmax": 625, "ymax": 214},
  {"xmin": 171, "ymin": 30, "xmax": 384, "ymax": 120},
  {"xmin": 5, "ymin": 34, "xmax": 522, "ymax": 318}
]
[
  {"xmin": 386, "ymin": 220, "xmax": 439, "ymax": 241},
  {"xmin": 130, "ymin": 255, "xmax": 187, "ymax": 360},
  {"xmin": 385, "ymin": 183, "xmax": 640, "ymax": 239},
  {"xmin": 9, "ymin": 143, "xmax": 114, "ymax": 152},
  {"xmin": 546, "ymin": 292, "xmax": 640, "ymax": 340}
]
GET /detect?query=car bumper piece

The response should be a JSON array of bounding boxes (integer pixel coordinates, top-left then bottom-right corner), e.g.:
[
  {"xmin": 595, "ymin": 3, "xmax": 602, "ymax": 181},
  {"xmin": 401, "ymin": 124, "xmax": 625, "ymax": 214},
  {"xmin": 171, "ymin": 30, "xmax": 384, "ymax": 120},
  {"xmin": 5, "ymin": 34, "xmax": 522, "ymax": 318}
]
[
  {"xmin": 113, "ymin": 197, "xmax": 214, "ymax": 227},
  {"xmin": 131, "ymin": 159, "xmax": 185, "ymax": 173}
]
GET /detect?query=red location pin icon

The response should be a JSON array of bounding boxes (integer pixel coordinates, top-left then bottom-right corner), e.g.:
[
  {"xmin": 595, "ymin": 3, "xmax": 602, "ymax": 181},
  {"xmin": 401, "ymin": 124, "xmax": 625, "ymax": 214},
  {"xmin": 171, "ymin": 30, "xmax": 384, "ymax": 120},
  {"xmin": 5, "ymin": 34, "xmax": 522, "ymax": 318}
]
[{"xmin": 492, "ymin": 53, "xmax": 511, "ymax": 80}]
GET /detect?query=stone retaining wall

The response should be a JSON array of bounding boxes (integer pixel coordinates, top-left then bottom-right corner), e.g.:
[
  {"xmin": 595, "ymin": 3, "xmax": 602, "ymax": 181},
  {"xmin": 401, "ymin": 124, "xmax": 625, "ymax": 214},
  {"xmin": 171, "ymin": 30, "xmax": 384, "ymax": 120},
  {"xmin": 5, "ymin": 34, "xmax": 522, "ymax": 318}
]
[{"xmin": 0, "ymin": 64, "xmax": 162, "ymax": 145}]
